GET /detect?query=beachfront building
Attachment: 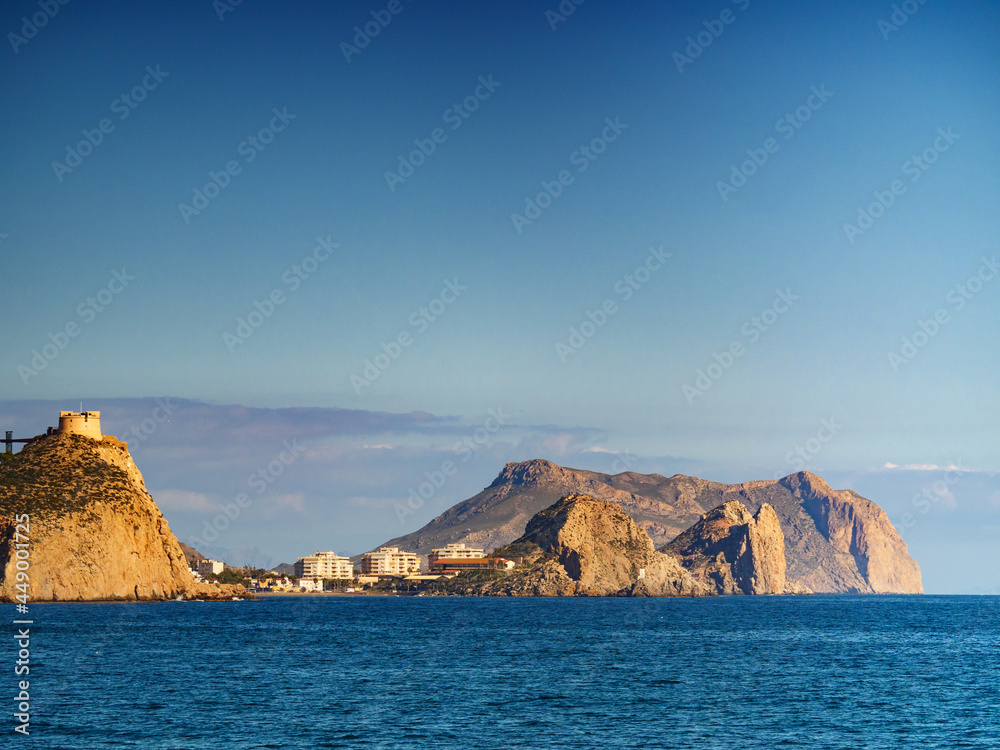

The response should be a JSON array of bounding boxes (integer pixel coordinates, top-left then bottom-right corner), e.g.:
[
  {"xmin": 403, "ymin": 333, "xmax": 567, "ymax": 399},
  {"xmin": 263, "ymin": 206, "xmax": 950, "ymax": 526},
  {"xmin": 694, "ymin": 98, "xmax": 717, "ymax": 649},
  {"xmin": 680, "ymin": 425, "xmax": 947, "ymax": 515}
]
[
  {"xmin": 429, "ymin": 558, "xmax": 515, "ymax": 573},
  {"xmin": 198, "ymin": 559, "xmax": 224, "ymax": 577},
  {"xmin": 297, "ymin": 578, "xmax": 323, "ymax": 592},
  {"xmin": 427, "ymin": 543, "xmax": 485, "ymax": 566},
  {"xmin": 294, "ymin": 551, "xmax": 353, "ymax": 579},
  {"xmin": 361, "ymin": 547, "xmax": 421, "ymax": 576}
]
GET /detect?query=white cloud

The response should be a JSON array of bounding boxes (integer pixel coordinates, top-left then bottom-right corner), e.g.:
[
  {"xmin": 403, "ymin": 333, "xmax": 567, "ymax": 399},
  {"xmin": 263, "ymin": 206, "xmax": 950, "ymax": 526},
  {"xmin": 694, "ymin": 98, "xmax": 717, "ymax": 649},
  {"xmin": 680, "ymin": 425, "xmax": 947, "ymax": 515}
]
[{"xmin": 880, "ymin": 462, "xmax": 971, "ymax": 472}]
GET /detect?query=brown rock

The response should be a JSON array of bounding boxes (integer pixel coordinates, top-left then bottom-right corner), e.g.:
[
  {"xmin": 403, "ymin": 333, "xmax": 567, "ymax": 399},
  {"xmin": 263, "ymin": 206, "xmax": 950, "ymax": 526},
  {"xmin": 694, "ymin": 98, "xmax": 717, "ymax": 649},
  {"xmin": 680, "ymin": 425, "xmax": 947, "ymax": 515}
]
[
  {"xmin": 0, "ymin": 432, "xmax": 247, "ymax": 602},
  {"xmin": 375, "ymin": 459, "xmax": 922, "ymax": 594},
  {"xmin": 443, "ymin": 494, "xmax": 708, "ymax": 597},
  {"xmin": 663, "ymin": 500, "xmax": 790, "ymax": 595},
  {"xmin": 780, "ymin": 472, "xmax": 922, "ymax": 594}
]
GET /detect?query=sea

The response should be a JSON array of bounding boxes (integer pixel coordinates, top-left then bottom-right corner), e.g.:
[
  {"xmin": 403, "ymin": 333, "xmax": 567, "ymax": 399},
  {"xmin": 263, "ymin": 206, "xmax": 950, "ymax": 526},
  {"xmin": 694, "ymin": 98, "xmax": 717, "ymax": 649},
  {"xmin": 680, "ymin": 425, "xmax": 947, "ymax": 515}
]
[{"xmin": 14, "ymin": 595, "xmax": 999, "ymax": 749}]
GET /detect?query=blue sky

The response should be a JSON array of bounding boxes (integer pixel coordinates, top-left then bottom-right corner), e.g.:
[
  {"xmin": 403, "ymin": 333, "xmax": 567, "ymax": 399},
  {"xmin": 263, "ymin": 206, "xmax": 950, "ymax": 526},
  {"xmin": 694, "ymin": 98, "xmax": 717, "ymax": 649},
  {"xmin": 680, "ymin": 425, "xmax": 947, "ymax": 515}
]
[{"xmin": 2, "ymin": 1, "xmax": 997, "ymax": 591}]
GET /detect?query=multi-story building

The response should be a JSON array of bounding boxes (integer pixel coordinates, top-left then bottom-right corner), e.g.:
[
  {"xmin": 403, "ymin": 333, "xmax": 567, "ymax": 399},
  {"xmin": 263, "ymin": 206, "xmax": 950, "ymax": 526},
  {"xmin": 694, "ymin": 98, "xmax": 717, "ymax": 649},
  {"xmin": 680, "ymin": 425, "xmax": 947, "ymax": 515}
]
[
  {"xmin": 427, "ymin": 543, "xmax": 485, "ymax": 566},
  {"xmin": 198, "ymin": 559, "xmax": 224, "ymax": 577},
  {"xmin": 429, "ymin": 557, "xmax": 515, "ymax": 573},
  {"xmin": 361, "ymin": 547, "xmax": 421, "ymax": 576},
  {"xmin": 293, "ymin": 551, "xmax": 353, "ymax": 579}
]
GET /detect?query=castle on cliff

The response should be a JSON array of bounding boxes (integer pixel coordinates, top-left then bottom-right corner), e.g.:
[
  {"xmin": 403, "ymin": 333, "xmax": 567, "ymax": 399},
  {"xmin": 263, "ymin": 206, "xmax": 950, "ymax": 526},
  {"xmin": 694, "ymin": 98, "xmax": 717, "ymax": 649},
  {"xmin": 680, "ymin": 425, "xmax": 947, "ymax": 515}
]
[{"xmin": 58, "ymin": 411, "xmax": 102, "ymax": 440}]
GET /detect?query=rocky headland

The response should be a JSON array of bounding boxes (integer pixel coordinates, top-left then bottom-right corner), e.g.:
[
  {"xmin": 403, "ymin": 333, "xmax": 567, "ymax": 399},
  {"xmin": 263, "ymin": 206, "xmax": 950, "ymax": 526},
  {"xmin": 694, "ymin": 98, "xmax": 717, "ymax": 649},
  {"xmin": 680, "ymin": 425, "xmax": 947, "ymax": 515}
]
[
  {"xmin": 380, "ymin": 459, "xmax": 922, "ymax": 594},
  {"xmin": 430, "ymin": 493, "xmax": 798, "ymax": 598},
  {"xmin": 663, "ymin": 500, "xmax": 807, "ymax": 595},
  {"xmin": 0, "ymin": 432, "xmax": 246, "ymax": 602}
]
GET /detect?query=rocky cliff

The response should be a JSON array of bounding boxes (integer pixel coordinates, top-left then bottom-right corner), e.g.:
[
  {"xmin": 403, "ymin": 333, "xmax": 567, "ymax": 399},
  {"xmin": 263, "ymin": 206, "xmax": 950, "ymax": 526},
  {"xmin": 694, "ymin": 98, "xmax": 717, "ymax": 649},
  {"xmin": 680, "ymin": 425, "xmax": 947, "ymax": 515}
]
[
  {"xmin": 779, "ymin": 472, "xmax": 922, "ymax": 594},
  {"xmin": 436, "ymin": 494, "xmax": 708, "ymax": 597},
  {"xmin": 378, "ymin": 460, "xmax": 922, "ymax": 594},
  {"xmin": 0, "ymin": 432, "xmax": 245, "ymax": 602},
  {"xmin": 663, "ymin": 500, "xmax": 801, "ymax": 595}
]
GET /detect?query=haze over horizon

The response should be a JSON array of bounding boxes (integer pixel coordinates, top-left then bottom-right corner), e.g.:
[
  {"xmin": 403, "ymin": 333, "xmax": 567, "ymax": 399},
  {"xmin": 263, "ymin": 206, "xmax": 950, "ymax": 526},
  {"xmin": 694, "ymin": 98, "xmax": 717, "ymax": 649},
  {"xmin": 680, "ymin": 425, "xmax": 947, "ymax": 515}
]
[{"xmin": 2, "ymin": 2, "xmax": 997, "ymax": 593}]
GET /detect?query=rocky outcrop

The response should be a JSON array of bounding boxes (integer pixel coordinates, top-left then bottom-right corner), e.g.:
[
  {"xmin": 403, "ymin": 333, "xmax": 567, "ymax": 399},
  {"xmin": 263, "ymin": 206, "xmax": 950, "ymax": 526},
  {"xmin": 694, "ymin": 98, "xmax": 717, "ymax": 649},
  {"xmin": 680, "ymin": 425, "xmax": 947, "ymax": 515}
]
[
  {"xmin": 780, "ymin": 472, "xmax": 922, "ymax": 594},
  {"xmin": 378, "ymin": 459, "xmax": 922, "ymax": 594},
  {"xmin": 0, "ymin": 432, "xmax": 246, "ymax": 602},
  {"xmin": 663, "ymin": 501, "xmax": 794, "ymax": 595},
  {"xmin": 437, "ymin": 494, "xmax": 708, "ymax": 597}
]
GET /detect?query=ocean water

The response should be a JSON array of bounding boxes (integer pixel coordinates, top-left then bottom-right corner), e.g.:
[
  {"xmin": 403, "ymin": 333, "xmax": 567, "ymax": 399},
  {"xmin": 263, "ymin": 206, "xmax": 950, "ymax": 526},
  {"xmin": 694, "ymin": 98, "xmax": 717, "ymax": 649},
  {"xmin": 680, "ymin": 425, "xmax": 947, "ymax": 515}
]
[{"xmin": 17, "ymin": 595, "xmax": 999, "ymax": 749}]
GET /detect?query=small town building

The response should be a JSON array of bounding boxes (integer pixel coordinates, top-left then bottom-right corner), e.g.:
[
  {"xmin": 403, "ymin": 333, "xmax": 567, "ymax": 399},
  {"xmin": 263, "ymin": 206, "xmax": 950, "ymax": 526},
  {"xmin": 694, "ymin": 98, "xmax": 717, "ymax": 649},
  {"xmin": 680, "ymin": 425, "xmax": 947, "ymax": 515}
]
[
  {"xmin": 427, "ymin": 542, "xmax": 486, "ymax": 566},
  {"xmin": 198, "ymin": 559, "xmax": 224, "ymax": 577},
  {"xmin": 429, "ymin": 558, "xmax": 515, "ymax": 573},
  {"xmin": 294, "ymin": 551, "xmax": 353, "ymax": 579},
  {"xmin": 361, "ymin": 547, "xmax": 421, "ymax": 576}
]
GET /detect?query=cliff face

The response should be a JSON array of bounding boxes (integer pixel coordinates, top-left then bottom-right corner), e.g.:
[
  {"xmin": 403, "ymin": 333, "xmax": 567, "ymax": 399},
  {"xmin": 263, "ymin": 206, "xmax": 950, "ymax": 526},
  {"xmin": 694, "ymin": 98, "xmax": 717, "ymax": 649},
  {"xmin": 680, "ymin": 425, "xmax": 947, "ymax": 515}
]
[
  {"xmin": 442, "ymin": 494, "xmax": 708, "ymax": 598},
  {"xmin": 663, "ymin": 501, "xmax": 793, "ymax": 595},
  {"xmin": 0, "ymin": 432, "xmax": 244, "ymax": 602},
  {"xmin": 780, "ymin": 472, "xmax": 922, "ymax": 594},
  {"xmin": 378, "ymin": 459, "xmax": 723, "ymax": 557},
  {"xmin": 379, "ymin": 460, "xmax": 922, "ymax": 594}
]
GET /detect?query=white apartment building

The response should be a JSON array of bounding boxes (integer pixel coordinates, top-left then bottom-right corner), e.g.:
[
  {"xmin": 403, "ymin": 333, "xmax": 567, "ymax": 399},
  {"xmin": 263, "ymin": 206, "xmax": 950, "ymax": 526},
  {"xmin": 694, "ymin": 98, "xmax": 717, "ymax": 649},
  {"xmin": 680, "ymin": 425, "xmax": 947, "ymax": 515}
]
[
  {"xmin": 198, "ymin": 559, "xmax": 224, "ymax": 577},
  {"xmin": 294, "ymin": 551, "xmax": 353, "ymax": 579},
  {"xmin": 361, "ymin": 547, "xmax": 421, "ymax": 576},
  {"xmin": 427, "ymin": 543, "xmax": 486, "ymax": 566}
]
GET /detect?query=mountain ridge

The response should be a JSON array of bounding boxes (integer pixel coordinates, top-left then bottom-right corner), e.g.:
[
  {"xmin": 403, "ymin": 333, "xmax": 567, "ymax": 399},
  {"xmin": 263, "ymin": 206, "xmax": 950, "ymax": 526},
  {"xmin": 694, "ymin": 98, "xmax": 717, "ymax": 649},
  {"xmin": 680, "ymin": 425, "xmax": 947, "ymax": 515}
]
[{"xmin": 377, "ymin": 459, "xmax": 922, "ymax": 594}]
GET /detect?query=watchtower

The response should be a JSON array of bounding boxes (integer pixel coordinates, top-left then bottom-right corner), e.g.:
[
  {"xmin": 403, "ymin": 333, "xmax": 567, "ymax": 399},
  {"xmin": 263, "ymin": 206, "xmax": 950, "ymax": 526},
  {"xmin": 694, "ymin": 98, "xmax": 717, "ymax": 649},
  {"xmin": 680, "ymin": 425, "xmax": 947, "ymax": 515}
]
[{"xmin": 58, "ymin": 411, "xmax": 102, "ymax": 440}]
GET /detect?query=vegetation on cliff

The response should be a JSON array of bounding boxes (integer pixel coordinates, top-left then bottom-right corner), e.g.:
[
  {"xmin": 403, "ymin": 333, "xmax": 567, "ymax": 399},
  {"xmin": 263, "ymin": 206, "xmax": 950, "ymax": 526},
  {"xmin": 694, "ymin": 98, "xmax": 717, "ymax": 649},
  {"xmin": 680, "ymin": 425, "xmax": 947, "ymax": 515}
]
[{"xmin": 0, "ymin": 432, "xmax": 246, "ymax": 602}]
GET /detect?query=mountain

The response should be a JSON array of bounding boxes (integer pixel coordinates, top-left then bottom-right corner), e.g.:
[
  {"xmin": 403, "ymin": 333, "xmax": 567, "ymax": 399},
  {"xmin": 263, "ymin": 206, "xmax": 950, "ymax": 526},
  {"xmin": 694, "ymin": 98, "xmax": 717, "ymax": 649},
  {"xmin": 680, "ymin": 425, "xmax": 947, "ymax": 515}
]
[
  {"xmin": 178, "ymin": 542, "xmax": 204, "ymax": 570},
  {"xmin": 664, "ymin": 500, "xmax": 801, "ymax": 595},
  {"xmin": 0, "ymin": 432, "xmax": 245, "ymax": 601},
  {"xmin": 435, "ymin": 494, "xmax": 709, "ymax": 597},
  {"xmin": 378, "ymin": 459, "xmax": 922, "ymax": 594}
]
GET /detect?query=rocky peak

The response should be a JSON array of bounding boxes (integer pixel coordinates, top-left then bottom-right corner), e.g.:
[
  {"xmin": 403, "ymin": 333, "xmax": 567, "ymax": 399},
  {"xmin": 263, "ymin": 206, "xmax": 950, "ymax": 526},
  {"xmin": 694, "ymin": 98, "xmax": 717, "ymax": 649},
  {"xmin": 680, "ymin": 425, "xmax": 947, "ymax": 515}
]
[
  {"xmin": 458, "ymin": 494, "xmax": 708, "ymax": 597},
  {"xmin": 778, "ymin": 471, "xmax": 922, "ymax": 594},
  {"xmin": 0, "ymin": 431, "xmax": 244, "ymax": 602},
  {"xmin": 488, "ymin": 459, "xmax": 565, "ymax": 488},
  {"xmin": 663, "ymin": 500, "xmax": 792, "ymax": 595}
]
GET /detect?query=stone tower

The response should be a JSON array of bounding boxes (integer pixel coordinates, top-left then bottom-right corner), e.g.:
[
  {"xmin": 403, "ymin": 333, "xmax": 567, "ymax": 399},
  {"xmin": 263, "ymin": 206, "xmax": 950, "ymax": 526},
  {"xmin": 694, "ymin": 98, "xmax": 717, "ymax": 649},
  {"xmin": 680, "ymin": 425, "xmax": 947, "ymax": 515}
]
[{"xmin": 58, "ymin": 411, "xmax": 102, "ymax": 440}]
